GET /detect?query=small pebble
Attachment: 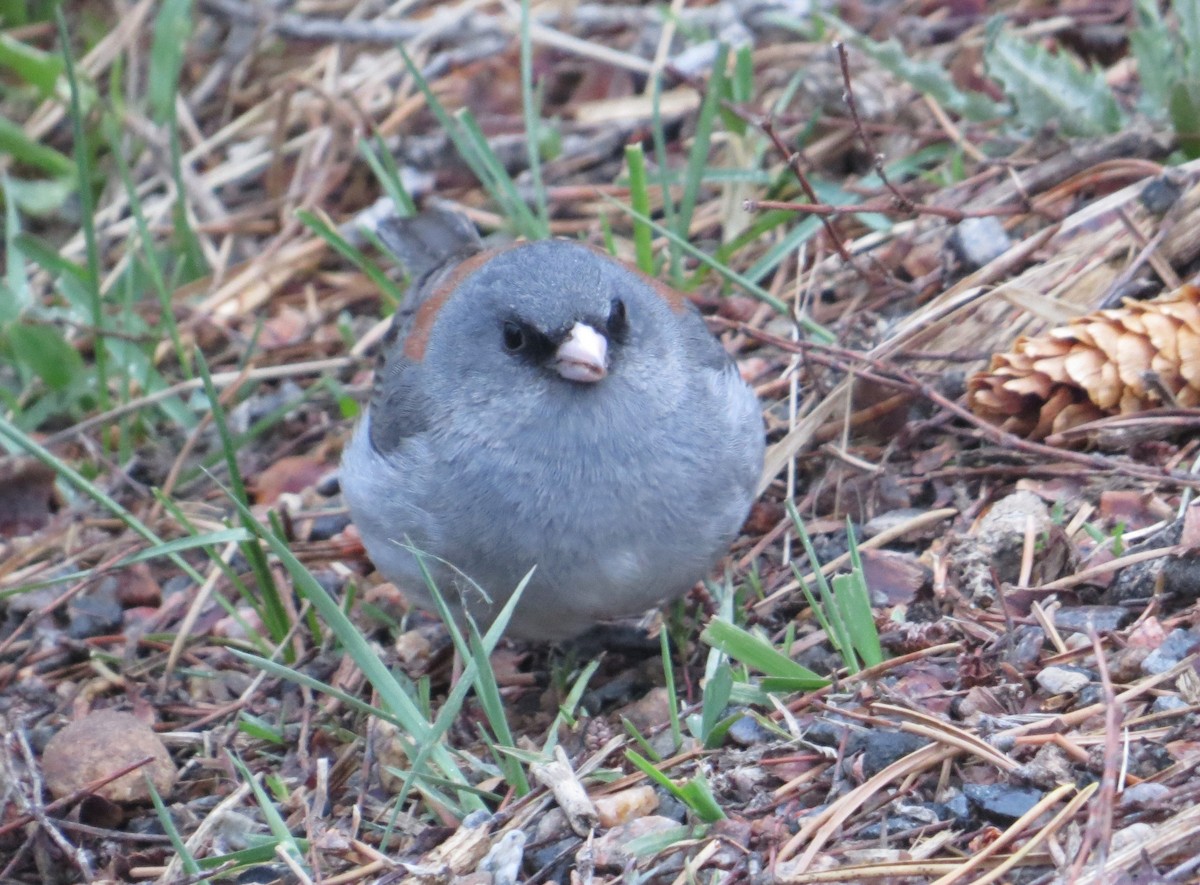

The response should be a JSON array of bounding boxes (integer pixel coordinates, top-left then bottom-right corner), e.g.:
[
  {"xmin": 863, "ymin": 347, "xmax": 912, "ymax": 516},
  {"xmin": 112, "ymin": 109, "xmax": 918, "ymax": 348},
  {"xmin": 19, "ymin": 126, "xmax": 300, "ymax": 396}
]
[
  {"xmin": 42, "ymin": 709, "xmax": 177, "ymax": 803},
  {"xmin": 1035, "ymin": 666, "xmax": 1091, "ymax": 695},
  {"xmin": 963, "ymin": 784, "xmax": 1044, "ymax": 824},
  {"xmin": 1120, "ymin": 782, "xmax": 1170, "ymax": 807},
  {"xmin": 1052, "ymin": 606, "xmax": 1129, "ymax": 634},
  {"xmin": 948, "ymin": 216, "xmax": 1011, "ymax": 270}
]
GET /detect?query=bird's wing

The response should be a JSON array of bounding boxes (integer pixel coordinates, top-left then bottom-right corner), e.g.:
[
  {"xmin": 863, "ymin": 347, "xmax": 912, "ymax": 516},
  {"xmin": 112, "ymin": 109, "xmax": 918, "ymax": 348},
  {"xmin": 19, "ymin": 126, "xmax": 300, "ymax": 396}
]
[{"xmin": 367, "ymin": 210, "xmax": 483, "ymax": 453}]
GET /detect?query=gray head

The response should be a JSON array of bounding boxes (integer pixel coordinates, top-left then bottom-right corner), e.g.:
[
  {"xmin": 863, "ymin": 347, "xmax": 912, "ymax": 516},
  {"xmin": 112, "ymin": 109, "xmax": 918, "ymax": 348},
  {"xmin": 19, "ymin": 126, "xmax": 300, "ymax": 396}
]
[{"xmin": 411, "ymin": 240, "xmax": 688, "ymax": 395}]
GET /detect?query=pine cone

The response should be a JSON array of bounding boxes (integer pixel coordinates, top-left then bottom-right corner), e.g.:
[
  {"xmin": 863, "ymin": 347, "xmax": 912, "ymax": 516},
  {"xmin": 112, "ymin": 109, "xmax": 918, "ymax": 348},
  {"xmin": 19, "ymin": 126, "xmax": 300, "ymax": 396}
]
[{"xmin": 967, "ymin": 283, "xmax": 1200, "ymax": 440}]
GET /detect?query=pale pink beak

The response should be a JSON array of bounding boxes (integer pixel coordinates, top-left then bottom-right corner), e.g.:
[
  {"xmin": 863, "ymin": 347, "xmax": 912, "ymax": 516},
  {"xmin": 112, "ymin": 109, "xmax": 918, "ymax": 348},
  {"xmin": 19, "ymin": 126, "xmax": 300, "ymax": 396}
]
[{"xmin": 554, "ymin": 322, "xmax": 608, "ymax": 383}]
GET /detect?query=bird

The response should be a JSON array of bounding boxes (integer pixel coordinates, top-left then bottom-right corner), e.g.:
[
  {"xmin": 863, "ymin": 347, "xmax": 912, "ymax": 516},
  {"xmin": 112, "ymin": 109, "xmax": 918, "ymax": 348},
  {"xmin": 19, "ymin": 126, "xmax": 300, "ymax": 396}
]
[{"xmin": 340, "ymin": 209, "xmax": 765, "ymax": 641}]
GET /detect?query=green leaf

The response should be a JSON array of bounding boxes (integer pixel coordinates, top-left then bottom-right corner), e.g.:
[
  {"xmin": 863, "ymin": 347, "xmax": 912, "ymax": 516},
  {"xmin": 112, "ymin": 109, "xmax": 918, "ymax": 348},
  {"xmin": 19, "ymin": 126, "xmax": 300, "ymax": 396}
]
[
  {"xmin": 14, "ymin": 234, "xmax": 89, "ymax": 302},
  {"xmin": 0, "ymin": 114, "xmax": 74, "ymax": 176},
  {"xmin": 0, "ymin": 34, "xmax": 63, "ymax": 96},
  {"xmin": 759, "ymin": 676, "xmax": 831, "ymax": 693},
  {"xmin": 717, "ymin": 45, "xmax": 754, "ymax": 135},
  {"xmin": 195, "ymin": 840, "xmax": 296, "ymax": 872},
  {"xmin": 221, "ymin": 487, "xmax": 488, "ymax": 815},
  {"xmin": 298, "ymin": 209, "xmax": 404, "ymax": 307},
  {"xmin": 6, "ymin": 322, "xmax": 85, "ymax": 390},
  {"xmin": 518, "ymin": 0, "xmax": 548, "ymax": 232},
  {"xmin": 3, "ymin": 528, "xmax": 253, "ymax": 598},
  {"xmin": 984, "ymin": 20, "xmax": 1124, "ymax": 136},
  {"xmin": 146, "ymin": 775, "xmax": 202, "ymax": 878},
  {"xmin": 398, "ymin": 46, "xmax": 544, "ymax": 239},
  {"xmin": 657, "ymin": 628, "xmax": 683, "ymax": 754},
  {"xmin": 229, "ymin": 753, "xmax": 308, "ymax": 870},
  {"xmin": 237, "ymin": 713, "xmax": 285, "ymax": 744},
  {"xmin": 56, "ymin": 8, "xmax": 108, "ymax": 414},
  {"xmin": 3, "ymin": 175, "xmax": 73, "ymax": 214}
]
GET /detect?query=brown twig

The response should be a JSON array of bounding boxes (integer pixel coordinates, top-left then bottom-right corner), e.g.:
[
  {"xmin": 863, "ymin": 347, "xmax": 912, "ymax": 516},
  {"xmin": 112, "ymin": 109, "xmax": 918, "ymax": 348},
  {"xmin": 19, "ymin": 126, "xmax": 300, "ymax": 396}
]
[
  {"xmin": 744, "ymin": 196, "xmax": 1028, "ymax": 221},
  {"xmin": 833, "ymin": 41, "xmax": 913, "ymax": 213},
  {"xmin": 758, "ymin": 116, "xmax": 857, "ymax": 269}
]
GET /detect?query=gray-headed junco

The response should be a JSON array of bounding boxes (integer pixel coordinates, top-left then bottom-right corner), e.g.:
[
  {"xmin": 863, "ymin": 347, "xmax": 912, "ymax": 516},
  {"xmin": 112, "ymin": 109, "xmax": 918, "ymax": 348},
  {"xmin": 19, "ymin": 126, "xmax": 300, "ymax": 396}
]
[{"xmin": 340, "ymin": 209, "xmax": 764, "ymax": 640}]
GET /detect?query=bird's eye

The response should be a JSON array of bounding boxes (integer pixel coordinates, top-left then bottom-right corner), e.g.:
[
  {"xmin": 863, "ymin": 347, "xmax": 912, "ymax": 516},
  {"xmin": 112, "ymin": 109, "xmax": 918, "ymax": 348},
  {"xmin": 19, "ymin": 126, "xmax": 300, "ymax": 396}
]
[
  {"xmin": 607, "ymin": 298, "xmax": 627, "ymax": 336},
  {"xmin": 502, "ymin": 321, "xmax": 526, "ymax": 352}
]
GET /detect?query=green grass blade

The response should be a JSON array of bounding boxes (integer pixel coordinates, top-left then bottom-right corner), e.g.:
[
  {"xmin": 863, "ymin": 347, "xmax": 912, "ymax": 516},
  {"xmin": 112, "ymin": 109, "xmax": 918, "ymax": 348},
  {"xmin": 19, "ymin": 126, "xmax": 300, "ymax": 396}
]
[
  {"xmin": 467, "ymin": 619, "xmax": 531, "ymax": 794},
  {"xmin": 605, "ymin": 195, "xmax": 801, "ymax": 320},
  {"xmin": 1, "ymin": 528, "xmax": 249, "ymax": 597},
  {"xmin": 147, "ymin": 777, "xmax": 205, "ymax": 880},
  {"xmin": 2, "ymin": 178, "xmax": 31, "ymax": 321},
  {"xmin": 841, "ymin": 522, "xmax": 884, "ymax": 667},
  {"xmin": 544, "ymin": 658, "xmax": 600, "ymax": 755},
  {"xmin": 788, "ymin": 500, "xmax": 833, "ymax": 600},
  {"xmin": 519, "ymin": 0, "xmax": 548, "ymax": 232},
  {"xmin": 700, "ymin": 619, "xmax": 826, "ymax": 687},
  {"xmin": 229, "ymin": 753, "xmax": 307, "ymax": 869},
  {"xmin": 230, "ymin": 650, "xmax": 399, "ymax": 724},
  {"xmin": 358, "ymin": 134, "xmax": 417, "ymax": 216},
  {"xmin": 626, "ymin": 751, "xmax": 726, "ymax": 822},
  {"xmin": 677, "ymin": 775, "xmax": 726, "ymax": 822},
  {"xmin": 398, "ymin": 45, "xmax": 542, "ymax": 237},
  {"xmin": 698, "ymin": 662, "xmax": 733, "ymax": 748},
  {"xmin": 457, "ymin": 108, "xmax": 543, "ymax": 237},
  {"xmin": 0, "ymin": 33, "xmax": 64, "ymax": 96},
  {"xmin": 659, "ymin": 628, "xmax": 684, "ymax": 752},
  {"xmin": 55, "ymin": 9, "xmax": 107, "ymax": 413},
  {"xmin": 194, "ymin": 353, "xmax": 291, "ymax": 648},
  {"xmin": 220, "ymin": 490, "xmax": 485, "ymax": 812},
  {"xmin": 624, "ymin": 825, "xmax": 700, "ymax": 858},
  {"xmin": 102, "ymin": 113, "xmax": 193, "ymax": 380},
  {"xmin": 624, "ymin": 143, "xmax": 655, "ymax": 273},
  {"xmin": 677, "ymin": 43, "xmax": 728, "ymax": 247},
  {"xmin": 298, "ymin": 208, "xmax": 405, "ymax": 307},
  {"xmin": 621, "ymin": 717, "xmax": 661, "ymax": 762},
  {"xmin": 649, "ymin": 73, "xmax": 681, "ymax": 280},
  {"xmin": 0, "ymin": 417, "xmax": 210, "ymax": 590},
  {"xmin": 626, "ymin": 749, "xmax": 685, "ymax": 800},
  {"xmin": 147, "ymin": 0, "xmax": 191, "ymax": 124},
  {"xmin": 0, "ymin": 114, "xmax": 73, "ymax": 176}
]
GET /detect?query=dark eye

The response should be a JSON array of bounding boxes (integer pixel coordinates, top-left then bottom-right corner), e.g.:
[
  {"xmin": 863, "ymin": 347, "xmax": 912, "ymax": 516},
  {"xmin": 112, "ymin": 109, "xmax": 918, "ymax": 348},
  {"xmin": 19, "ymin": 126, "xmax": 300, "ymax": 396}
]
[
  {"xmin": 502, "ymin": 321, "xmax": 526, "ymax": 352},
  {"xmin": 607, "ymin": 298, "xmax": 627, "ymax": 337}
]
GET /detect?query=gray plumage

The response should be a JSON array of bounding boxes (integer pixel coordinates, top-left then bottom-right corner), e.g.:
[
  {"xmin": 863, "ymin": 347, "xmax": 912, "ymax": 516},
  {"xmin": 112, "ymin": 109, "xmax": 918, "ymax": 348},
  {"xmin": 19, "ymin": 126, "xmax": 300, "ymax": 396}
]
[{"xmin": 340, "ymin": 210, "xmax": 764, "ymax": 640}]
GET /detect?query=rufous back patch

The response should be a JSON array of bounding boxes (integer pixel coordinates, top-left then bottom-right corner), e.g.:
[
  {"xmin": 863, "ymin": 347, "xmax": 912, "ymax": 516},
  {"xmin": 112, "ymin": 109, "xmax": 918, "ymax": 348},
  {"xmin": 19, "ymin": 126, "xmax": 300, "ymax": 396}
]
[
  {"xmin": 645, "ymin": 275, "xmax": 688, "ymax": 314},
  {"xmin": 403, "ymin": 246, "xmax": 516, "ymax": 361}
]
